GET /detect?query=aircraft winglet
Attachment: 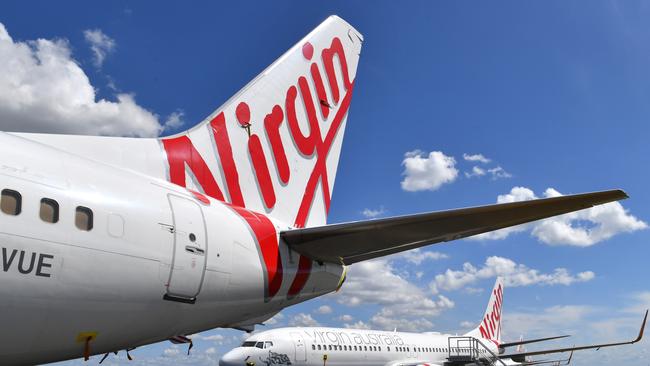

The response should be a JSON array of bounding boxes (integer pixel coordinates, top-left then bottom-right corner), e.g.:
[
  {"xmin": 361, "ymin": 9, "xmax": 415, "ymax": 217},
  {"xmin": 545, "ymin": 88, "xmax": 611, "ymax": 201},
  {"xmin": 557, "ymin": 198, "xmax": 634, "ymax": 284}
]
[{"xmin": 633, "ymin": 309, "xmax": 648, "ymax": 343}]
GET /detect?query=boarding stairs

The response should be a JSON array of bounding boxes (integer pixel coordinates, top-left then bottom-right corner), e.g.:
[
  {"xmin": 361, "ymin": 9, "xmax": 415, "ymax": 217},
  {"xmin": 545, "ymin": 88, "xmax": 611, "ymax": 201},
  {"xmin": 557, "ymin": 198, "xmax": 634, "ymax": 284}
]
[{"xmin": 444, "ymin": 337, "xmax": 507, "ymax": 366}]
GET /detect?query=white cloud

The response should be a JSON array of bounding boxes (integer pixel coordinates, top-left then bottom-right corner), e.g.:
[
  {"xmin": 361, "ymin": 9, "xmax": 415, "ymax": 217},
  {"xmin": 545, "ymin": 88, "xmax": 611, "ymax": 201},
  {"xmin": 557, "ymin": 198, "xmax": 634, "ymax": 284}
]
[
  {"xmin": 463, "ymin": 153, "xmax": 491, "ymax": 164},
  {"xmin": 462, "ymin": 153, "xmax": 511, "ymax": 180},
  {"xmin": 465, "ymin": 166, "xmax": 486, "ymax": 178},
  {"xmin": 471, "ymin": 187, "xmax": 647, "ymax": 245},
  {"xmin": 334, "ymin": 258, "xmax": 454, "ymax": 332},
  {"xmin": 343, "ymin": 320, "xmax": 371, "ymax": 330},
  {"xmin": 163, "ymin": 109, "xmax": 185, "ymax": 132},
  {"xmin": 338, "ymin": 314, "xmax": 354, "ymax": 322},
  {"xmin": 190, "ymin": 333, "xmax": 226, "ymax": 344},
  {"xmin": 204, "ymin": 347, "xmax": 216, "ymax": 355},
  {"xmin": 315, "ymin": 305, "xmax": 333, "ymax": 315},
  {"xmin": 465, "ymin": 165, "xmax": 511, "ymax": 180},
  {"xmin": 464, "ymin": 287, "xmax": 484, "ymax": 295},
  {"xmin": 401, "ymin": 150, "xmax": 458, "ymax": 191},
  {"xmin": 431, "ymin": 256, "xmax": 595, "ymax": 293},
  {"xmin": 263, "ymin": 312, "xmax": 284, "ymax": 326},
  {"xmin": 624, "ymin": 292, "xmax": 650, "ymax": 314},
  {"xmin": 83, "ymin": 29, "xmax": 116, "ymax": 67},
  {"xmin": 460, "ymin": 321, "xmax": 475, "ymax": 329},
  {"xmin": 0, "ymin": 22, "xmax": 165, "ymax": 137},
  {"xmin": 361, "ymin": 206, "xmax": 386, "ymax": 218},
  {"xmin": 398, "ymin": 248, "xmax": 449, "ymax": 265},
  {"xmin": 369, "ymin": 309, "xmax": 435, "ymax": 332},
  {"xmin": 289, "ymin": 313, "xmax": 321, "ymax": 327},
  {"xmin": 487, "ymin": 166, "xmax": 512, "ymax": 179},
  {"xmin": 503, "ymin": 305, "xmax": 595, "ymax": 339},
  {"xmin": 163, "ymin": 346, "xmax": 180, "ymax": 356}
]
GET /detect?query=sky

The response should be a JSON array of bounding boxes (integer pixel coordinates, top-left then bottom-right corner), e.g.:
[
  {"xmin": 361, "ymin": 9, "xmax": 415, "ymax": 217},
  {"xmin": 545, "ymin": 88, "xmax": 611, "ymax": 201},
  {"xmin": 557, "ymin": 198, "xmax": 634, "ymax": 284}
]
[{"xmin": 1, "ymin": 1, "xmax": 649, "ymax": 365}]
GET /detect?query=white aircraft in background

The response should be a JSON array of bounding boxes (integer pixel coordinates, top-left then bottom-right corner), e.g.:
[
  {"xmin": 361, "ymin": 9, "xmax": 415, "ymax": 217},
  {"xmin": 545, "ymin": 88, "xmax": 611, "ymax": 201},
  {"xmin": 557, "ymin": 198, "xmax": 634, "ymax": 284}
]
[
  {"xmin": 0, "ymin": 15, "xmax": 632, "ymax": 365},
  {"xmin": 220, "ymin": 279, "xmax": 647, "ymax": 366}
]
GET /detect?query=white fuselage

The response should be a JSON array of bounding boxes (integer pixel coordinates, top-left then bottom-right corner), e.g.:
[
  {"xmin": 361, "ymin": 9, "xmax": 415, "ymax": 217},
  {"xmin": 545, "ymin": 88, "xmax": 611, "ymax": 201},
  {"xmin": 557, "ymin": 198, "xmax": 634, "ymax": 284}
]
[
  {"xmin": 0, "ymin": 132, "xmax": 344, "ymax": 365},
  {"xmin": 220, "ymin": 327, "xmax": 500, "ymax": 366}
]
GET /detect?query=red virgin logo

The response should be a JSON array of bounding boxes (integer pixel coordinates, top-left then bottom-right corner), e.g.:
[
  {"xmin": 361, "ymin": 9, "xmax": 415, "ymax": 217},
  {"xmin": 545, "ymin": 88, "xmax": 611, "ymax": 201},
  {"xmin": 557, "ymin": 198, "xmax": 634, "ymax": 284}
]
[
  {"xmin": 161, "ymin": 37, "xmax": 355, "ymax": 301},
  {"xmin": 479, "ymin": 283, "xmax": 503, "ymax": 343}
]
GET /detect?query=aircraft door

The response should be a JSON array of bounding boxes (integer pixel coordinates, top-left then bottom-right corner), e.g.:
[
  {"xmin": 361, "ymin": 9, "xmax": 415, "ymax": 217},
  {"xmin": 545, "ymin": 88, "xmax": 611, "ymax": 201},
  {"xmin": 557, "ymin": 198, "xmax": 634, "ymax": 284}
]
[
  {"xmin": 166, "ymin": 195, "xmax": 207, "ymax": 302},
  {"xmin": 290, "ymin": 332, "xmax": 307, "ymax": 362}
]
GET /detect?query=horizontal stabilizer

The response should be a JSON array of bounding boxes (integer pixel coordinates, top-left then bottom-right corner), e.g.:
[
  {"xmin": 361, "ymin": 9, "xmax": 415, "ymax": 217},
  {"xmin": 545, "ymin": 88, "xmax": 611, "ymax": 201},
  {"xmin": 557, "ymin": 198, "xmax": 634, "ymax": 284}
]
[{"xmin": 282, "ymin": 189, "xmax": 628, "ymax": 264}]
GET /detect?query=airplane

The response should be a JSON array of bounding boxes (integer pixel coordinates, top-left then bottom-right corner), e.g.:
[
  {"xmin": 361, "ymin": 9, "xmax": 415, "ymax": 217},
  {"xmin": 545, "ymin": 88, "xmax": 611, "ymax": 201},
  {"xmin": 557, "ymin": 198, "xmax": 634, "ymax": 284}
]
[
  {"xmin": 219, "ymin": 279, "xmax": 647, "ymax": 366},
  {"xmin": 0, "ymin": 15, "xmax": 632, "ymax": 365}
]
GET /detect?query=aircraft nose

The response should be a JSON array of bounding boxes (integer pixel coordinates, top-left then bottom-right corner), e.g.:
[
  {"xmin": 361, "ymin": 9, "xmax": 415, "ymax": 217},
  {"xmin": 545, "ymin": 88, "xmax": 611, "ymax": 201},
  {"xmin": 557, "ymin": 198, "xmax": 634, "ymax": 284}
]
[{"xmin": 219, "ymin": 349, "xmax": 249, "ymax": 366}]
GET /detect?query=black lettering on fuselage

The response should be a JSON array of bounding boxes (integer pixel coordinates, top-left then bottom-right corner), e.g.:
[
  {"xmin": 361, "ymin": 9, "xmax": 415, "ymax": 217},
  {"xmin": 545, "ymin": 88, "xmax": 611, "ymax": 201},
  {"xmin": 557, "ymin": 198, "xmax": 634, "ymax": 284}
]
[
  {"xmin": 1, "ymin": 248, "xmax": 54, "ymax": 277},
  {"xmin": 18, "ymin": 251, "xmax": 36, "ymax": 274},
  {"xmin": 2, "ymin": 247, "xmax": 17, "ymax": 271},
  {"xmin": 36, "ymin": 254, "xmax": 53, "ymax": 277}
]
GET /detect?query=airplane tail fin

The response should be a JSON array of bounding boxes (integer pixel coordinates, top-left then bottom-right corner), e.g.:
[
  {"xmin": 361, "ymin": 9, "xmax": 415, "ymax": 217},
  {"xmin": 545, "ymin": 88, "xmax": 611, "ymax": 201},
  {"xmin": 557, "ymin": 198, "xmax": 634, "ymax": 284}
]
[
  {"xmin": 15, "ymin": 16, "xmax": 363, "ymax": 228},
  {"xmin": 466, "ymin": 277, "xmax": 504, "ymax": 345},
  {"xmin": 160, "ymin": 15, "xmax": 363, "ymax": 227}
]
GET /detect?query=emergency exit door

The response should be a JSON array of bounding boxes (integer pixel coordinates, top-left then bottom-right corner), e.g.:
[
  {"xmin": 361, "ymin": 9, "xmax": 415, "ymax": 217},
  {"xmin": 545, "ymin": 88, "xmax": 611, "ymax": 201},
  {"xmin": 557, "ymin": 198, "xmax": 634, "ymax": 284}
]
[{"xmin": 166, "ymin": 195, "xmax": 207, "ymax": 302}]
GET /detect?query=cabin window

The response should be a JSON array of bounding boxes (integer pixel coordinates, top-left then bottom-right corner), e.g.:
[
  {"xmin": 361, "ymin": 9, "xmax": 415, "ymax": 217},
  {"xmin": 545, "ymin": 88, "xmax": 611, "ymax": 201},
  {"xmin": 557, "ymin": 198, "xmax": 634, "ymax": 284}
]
[
  {"xmin": 312, "ymin": 345, "xmax": 315, "ymax": 350},
  {"xmin": 318, "ymin": 345, "xmax": 321, "ymax": 350},
  {"xmin": 39, "ymin": 198, "xmax": 59, "ymax": 223},
  {"xmin": 1, "ymin": 189, "xmax": 21, "ymax": 216},
  {"xmin": 75, "ymin": 206, "xmax": 93, "ymax": 231}
]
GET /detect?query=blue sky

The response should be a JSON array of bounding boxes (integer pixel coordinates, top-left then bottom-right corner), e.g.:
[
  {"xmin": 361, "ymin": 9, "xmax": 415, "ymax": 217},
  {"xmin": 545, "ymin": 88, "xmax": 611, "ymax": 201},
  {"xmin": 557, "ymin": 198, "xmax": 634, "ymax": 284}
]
[{"xmin": 1, "ymin": 1, "xmax": 649, "ymax": 365}]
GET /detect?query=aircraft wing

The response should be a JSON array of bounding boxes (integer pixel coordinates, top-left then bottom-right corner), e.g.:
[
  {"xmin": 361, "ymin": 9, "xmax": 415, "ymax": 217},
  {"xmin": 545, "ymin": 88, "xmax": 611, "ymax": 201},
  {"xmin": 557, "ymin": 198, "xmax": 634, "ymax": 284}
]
[
  {"xmin": 500, "ymin": 311, "xmax": 647, "ymax": 363},
  {"xmin": 282, "ymin": 189, "xmax": 628, "ymax": 264}
]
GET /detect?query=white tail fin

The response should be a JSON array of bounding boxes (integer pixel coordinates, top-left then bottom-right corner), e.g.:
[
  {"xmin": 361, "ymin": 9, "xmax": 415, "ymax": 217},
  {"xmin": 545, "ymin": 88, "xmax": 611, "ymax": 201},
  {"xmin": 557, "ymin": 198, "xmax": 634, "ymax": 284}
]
[
  {"xmin": 466, "ymin": 277, "xmax": 504, "ymax": 345},
  {"xmin": 160, "ymin": 16, "xmax": 363, "ymax": 227},
  {"xmin": 16, "ymin": 16, "xmax": 362, "ymax": 228}
]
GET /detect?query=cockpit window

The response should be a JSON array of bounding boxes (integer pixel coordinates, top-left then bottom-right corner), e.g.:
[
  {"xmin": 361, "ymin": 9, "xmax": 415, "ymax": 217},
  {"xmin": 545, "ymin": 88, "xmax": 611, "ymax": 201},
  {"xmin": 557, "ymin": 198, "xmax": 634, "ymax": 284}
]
[
  {"xmin": 264, "ymin": 341, "xmax": 273, "ymax": 349},
  {"xmin": 255, "ymin": 342, "xmax": 264, "ymax": 349},
  {"xmin": 242, "ymin": 341, "xmax": 257, "ymax": 347}
]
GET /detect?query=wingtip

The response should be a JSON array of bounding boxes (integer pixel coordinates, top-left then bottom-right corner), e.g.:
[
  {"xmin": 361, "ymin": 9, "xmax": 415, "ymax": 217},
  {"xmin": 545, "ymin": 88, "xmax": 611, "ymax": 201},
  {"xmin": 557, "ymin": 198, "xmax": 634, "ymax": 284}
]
[
  {"xmin": 635, "ymin": 309, "xmax": 648, "ymax": 343},
  {"xmin": 606, "ymin": 189, "xmax": 629, "ymax": 200},
  {"xmin": 617, "ymin": 189, "xmax": 630, "ymax": 200}
]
